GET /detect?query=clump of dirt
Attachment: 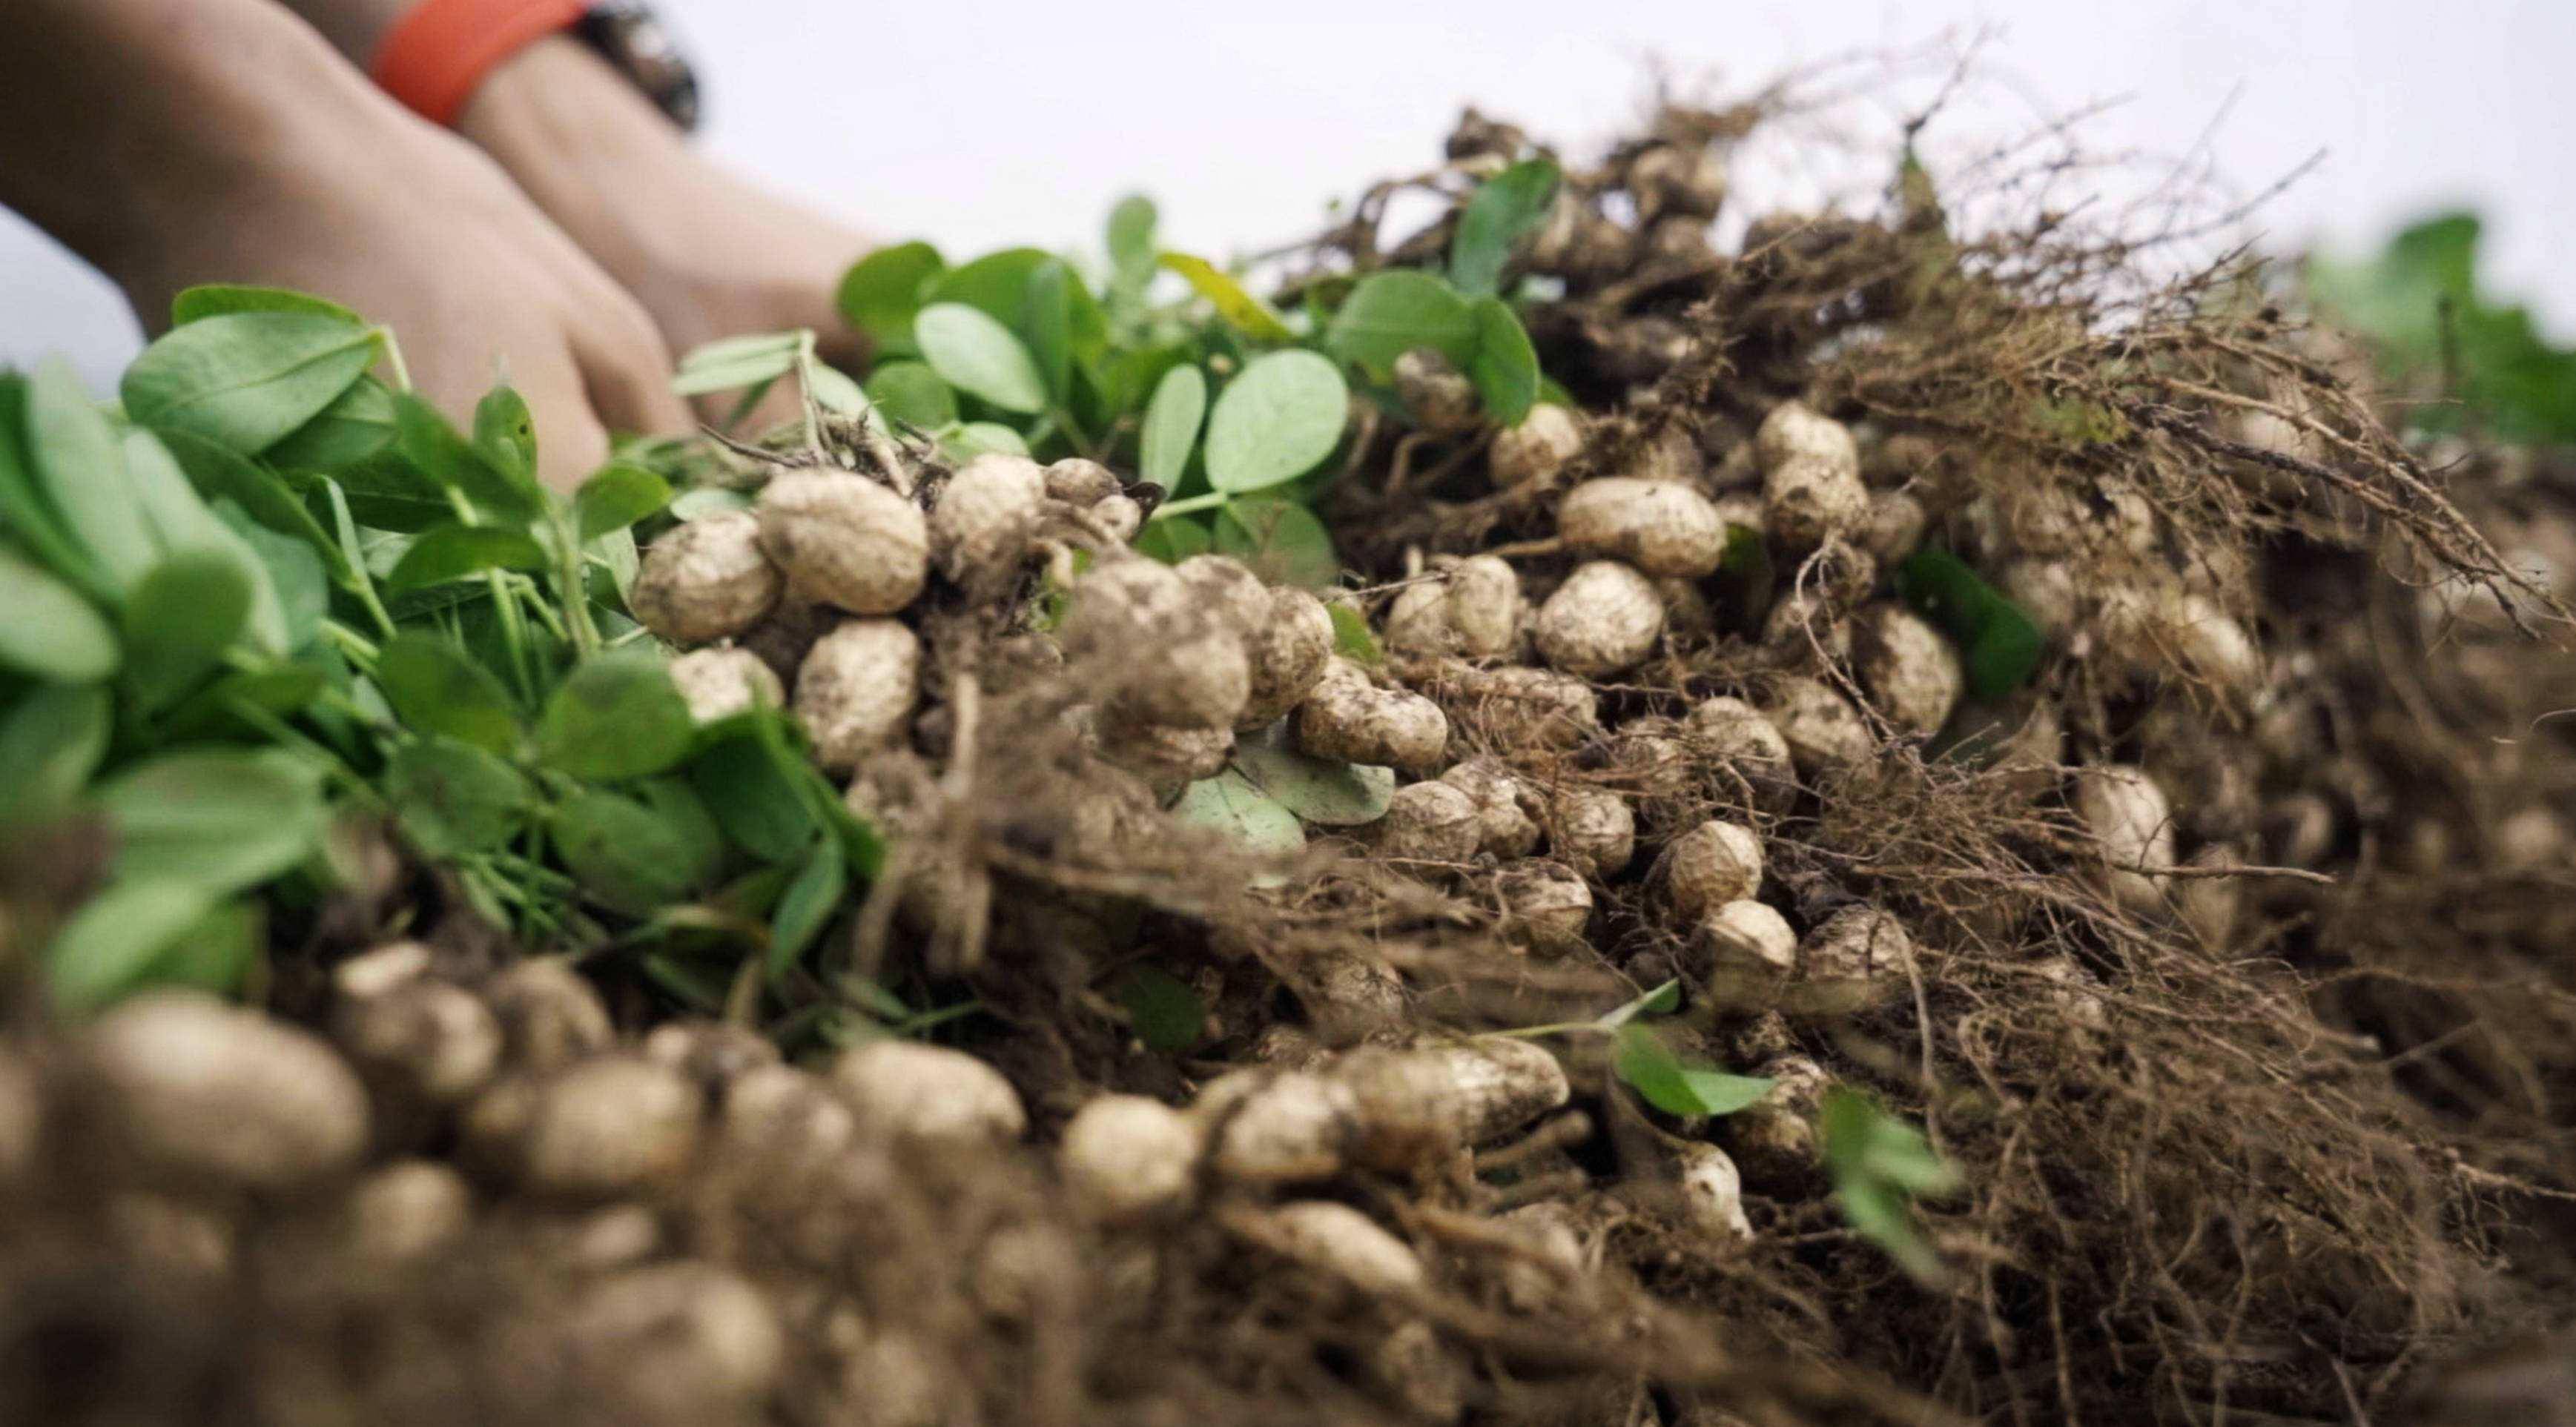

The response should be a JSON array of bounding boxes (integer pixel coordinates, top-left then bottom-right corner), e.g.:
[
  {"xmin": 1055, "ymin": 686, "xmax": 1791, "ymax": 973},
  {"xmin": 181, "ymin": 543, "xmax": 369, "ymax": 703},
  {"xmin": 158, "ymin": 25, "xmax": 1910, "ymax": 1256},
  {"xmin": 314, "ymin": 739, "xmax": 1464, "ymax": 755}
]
[{"xmin": 6, "ymin": 74, "xmax": 2573, "ymax": 1427}]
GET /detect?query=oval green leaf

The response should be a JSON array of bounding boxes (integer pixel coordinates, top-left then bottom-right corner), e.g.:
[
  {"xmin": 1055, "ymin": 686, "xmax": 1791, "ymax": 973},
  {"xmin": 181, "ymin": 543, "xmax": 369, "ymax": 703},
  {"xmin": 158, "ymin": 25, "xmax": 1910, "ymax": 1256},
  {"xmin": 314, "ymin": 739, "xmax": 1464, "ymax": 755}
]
[
  {"xmin": 1172, "ymin": 769, "xmax": 1307, "ymax": 858},
  {"xmin": 1614, "ymin": 1023, "xmax": 1776, "ymax": 1118},
  {"xmin": 1203, "ymin": 351, "xmax": 1348, "ymax": 494},
  {"xmin": 30, "ymin": 357, "xmax": 158, "ymax": 592},
  {"xmin": 96, "ymin": 749, "xmax": 326, "ymax": 894},
  {"xmin": 1215, "ymin": 497, "xmax": 1339, "ymax": 588},
  {"xmin": 0, "ymin": 683, "xmax": 111, "ymax": 823},
  {"xmin": 915, "ymin": 302, "xmax": 1049, "ymax": 414},
  {"xmin": 384, "ymin": 523, "xmax": 549, "ymax": 593},
  {"xmin": 863, "ymin": 361, "xmax": 959, "ymax": 430},
  {"xmin": 944, "ymin": 422, "xmax": 1031, "ymax": 462},
  {"xmin": 1139, "ymin": 365, "xmax": 1207, "ymax": 490},
  {"xmin": 374, "ymin": 634, "xmax": 521, "ymax": 755},
  {"xmin": 535, "ymin": 650, "xmax": 696, "ymax": 781},
  {"xmin": 122, "ymin": 312, "xmax": 379, "ymax": 455},
  {"xmin": 0, "ymin": 548, "xmax": 118, "ymax": 683},
  {"xmin": 1450, "ymin": 159, "xmax": 1560, "ymax": 297},
  {"xmin": 574, "ymin": 463, "xmax": 673, "ymax": 542},
  {"xmin": 1467, "ymin": 297, "xmax": 1541, "ymax": 425},
  {"xmin": 1232, "ymin": 743, "xmax": 1394, "ymax": 826},
  {"xmin": 383, "ymin": 735, "xmax": 532, "ymax": 858},
  {"xmin": 1324, "ymin": 270, "xmax": 1478, "ymax": 379},
  {"xmin": 119, "ymin": 550, "xmax": 254, "ymax": 713},
  {"xmin": 555, "ymin": 779, "xmax": 725, "ymax": 916},
  {"xmin": 836, "ymin": 242, "xmax": 946, "ymax": 348}
]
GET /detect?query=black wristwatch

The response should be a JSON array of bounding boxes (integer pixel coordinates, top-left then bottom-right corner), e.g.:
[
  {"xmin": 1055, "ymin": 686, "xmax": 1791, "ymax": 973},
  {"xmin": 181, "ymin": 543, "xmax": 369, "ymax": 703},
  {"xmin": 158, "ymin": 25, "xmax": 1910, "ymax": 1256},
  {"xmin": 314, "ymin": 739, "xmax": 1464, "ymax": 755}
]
[{"xmin": 569, "ymin": 2, "xmax": 701, "ymax": 132}]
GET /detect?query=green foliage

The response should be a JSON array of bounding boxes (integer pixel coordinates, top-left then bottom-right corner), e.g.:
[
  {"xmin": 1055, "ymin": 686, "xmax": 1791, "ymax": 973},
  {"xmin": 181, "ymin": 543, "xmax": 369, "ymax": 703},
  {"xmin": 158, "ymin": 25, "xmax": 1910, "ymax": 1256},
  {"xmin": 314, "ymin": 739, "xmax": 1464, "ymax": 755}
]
[
  {"xmin": 1595, "ymin": 980, "xmax": 1776, "ymax": 1117},
  {"xmin": 1895, "ymin": 548, "xmax": 2043, "ymax": 698},
  {"xmin": 1114, "ymin": 964, "xmax": 1206, "ymax": 1053},
  {"xmin": 1172, "ymin": 768, "xmax": 1307, "ymax": 858},
  {"xmin": 1821, "ymin": 1088, "xmax": 1963, "ymax": 1281},
  {"xmin": 1450, "ymin": 159, "xmax": 1560, "ymax": 297},
  {"xmin": 1232, "ymin": 738, "xmax": 1395, "ymax": 826},
  {"xmin": 2306, "ymin": 212, "xmax": 2576, "ymax": 443}
]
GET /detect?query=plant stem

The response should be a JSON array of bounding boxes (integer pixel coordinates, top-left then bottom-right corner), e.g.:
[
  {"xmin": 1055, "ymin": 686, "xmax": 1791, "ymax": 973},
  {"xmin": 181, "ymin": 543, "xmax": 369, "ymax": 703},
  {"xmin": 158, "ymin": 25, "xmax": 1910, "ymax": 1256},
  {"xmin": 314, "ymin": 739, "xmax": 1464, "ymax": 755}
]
[{"xmin": 1149, "ymin": 491, "xmax": 1230, "ymax": 521}]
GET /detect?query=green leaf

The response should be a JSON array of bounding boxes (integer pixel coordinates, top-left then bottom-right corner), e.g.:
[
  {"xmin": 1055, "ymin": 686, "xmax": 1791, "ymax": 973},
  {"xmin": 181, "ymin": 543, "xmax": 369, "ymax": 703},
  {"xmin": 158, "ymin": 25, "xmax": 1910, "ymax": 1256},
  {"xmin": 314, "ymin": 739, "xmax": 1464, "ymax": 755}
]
[
  {"xmin": 0, "ymin": 374, "xmax": 110, "ymax": 599},
  {"xmin": 158, "ymin": 430, "xmax": 352, "ymax": 584},
  {"xmin": 836, "ymin": 242, "xmax": 946, "ymax": 350},
  {"xmin": 171, "ymin": 285, "xmax": 364, "ymax": 328},
  {"xmin": 0, "ymin": 683, "xmax": 111, "ymax": 822},
  {"xmin": 1203, "ymin": 351, "xmax": 1348, "ymax": 494},
  {"xmin": 1114, "ymin": 964, "xmax": 1206, "ymax": 1053},
  {"xmin": 1451, "ymin": 159, "xmax": 1560, "ymax": 297},
  {"xmin": 122, "ymin": 312, "xmax": 378, "ymax": 454},
  {"xmin": 1326, "ymin": 271, "xmax": 1479, "ymax": 379},
  {"xmin": 1613, "ymin": 1024, "xmax": 1775, "ymax": 1117},
  {"xmin": 1895, "ymin": 549, "xmax": 2042, "ymax": 698},
  {"xmin": 1172, "ymin": 769, "xmax": 1307, "ymax": 858},
  {"xmin": 806, "ymin": 362, "xmax": 871, "ymax": 417},
  {"xmin": 1215, "ymin": 497, "xmax": 1339, "ymax": 588},
  {"xmin": 47, "ymin": 878, "xmax": 222, "ymax": 1013},
  {"xmin": 1139, "ymin": 365, "xmax": 1207, "ymax": 489},
  {"xmin": 374, "ymin": 634, "xmax": 521, "ymax": 754},
  {"xmin": 915, "ymin": 303, "xmax": 1050, "ymax": 414},
  {"xmin": 1466, "ymin": 297, "xmax": 1541, "ymax": 424},
  {"xmin": 118, "ymin": 550, "xmax": 254, "ymax": 713},
  {"xmin": 673, "ymin": 331, "xmax": 805, "ymax": 396},
  {"xmin": 96, "ymin": 749, "xmax": 326, "ymax": 894},
  {"xmin": 535, "ymin": 650, "xmax": 696, "ymax": 781},
  {"xmin": 1594, "ymin": 978, "xmax": 1682, "ymax": 1030},
  {"xmin": 1327, "ymin": 602, "xmax": 1382, "ymax": 665},
  {"xmin": 0, "ymin": 549, "xmax": 119, "ymax": 683},
  {"xmin": 574, "ymin": 463, "xmax": 673, "ymax": 541},
  {"xmin": 1232, "ymin": 742, "xmax": 1393, "ymax": 826},
  {"xmin": 474, "ymin": 386, "xmax": 538, "ymax": 484},
  {"xmin": 384, "ymin": 523, "xmax": 549, "ymax": 593},
  {"xmin": 945, "ymin": 423, "xmax": 1031, "ymax": 462},
  {"xmin": 122, "ymin": 434, "xmax": 290, "ymax": 655},
  {"xmin": 147, "ymin": 897, "xmax": 263, "ymax": 998},
  {"xmin": 554, "ymin": 779, "xmax": 725, "ymax": 915},
  {"xmin": 1132, "ymin": 515, "xmax": 1209, "ymax": 564},
  {"xmin": 768, "ymin": 837, "xmax": 847, "ymax": 981},
  {"xmin": 1023, "ymin": 259, "xmax": 1077, "ymax": 403},
  {"xmin": 1157, "ymin": 253, "xmax": 1295, "ymax": 342},
  {"xmin": 328, "ymin": 450, "xmax": 455, "ymax": 532},
  {"xmin": 383, "ymin": 736, "xmax": 532, "ymax": 858},
  {"xmin": 30, "ymin": 357, "xmax": 158, "ymax": 592},
  {"xmin": 1820, "ymin": 1087, "xmax": 1961, "ymax": 1279},
  {"xmin": 862, "ymin": 361, "xmax": 959, "ymax": 429},
  {"xmin": 1106, "ymin": 196, "xmax": 1159, "ymax": 282},
  {"xmin": 393, "ymin": 394, "xmax": 541, "ymax": 523},
  {"xmin": 690, "ymin": 721, "xmax": 825, "ymax": 862}
]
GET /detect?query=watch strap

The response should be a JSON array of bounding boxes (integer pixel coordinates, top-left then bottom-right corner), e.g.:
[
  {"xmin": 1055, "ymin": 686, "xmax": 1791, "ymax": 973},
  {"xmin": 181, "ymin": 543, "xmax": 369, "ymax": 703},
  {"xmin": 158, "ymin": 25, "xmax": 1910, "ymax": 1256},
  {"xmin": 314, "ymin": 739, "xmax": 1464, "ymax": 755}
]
[{"xmin": 370, "ymin": 0, "xmax": 590, "ymax": 128}]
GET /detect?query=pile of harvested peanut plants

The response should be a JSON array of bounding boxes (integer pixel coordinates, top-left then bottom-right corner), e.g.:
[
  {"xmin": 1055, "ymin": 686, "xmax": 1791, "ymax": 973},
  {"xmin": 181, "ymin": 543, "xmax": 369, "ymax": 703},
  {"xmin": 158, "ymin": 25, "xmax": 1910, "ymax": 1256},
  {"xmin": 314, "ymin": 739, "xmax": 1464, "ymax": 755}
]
[{"xmin": 5, "ymin": 83, "xmax": 2575, "ymax": 1427}]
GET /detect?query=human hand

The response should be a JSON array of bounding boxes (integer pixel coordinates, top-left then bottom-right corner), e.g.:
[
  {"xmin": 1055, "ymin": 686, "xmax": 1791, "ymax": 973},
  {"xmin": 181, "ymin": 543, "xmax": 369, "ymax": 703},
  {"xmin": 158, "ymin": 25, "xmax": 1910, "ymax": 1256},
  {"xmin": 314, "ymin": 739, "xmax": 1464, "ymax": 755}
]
[{"xmin": 458, "ymin": 36, "xmax": 871, "ymax": 367}]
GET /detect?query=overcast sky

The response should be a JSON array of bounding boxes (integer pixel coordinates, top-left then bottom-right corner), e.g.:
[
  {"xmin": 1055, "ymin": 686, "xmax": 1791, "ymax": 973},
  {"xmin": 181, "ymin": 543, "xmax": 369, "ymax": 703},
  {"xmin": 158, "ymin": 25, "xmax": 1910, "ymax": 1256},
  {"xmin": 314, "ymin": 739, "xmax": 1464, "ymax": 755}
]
[{"xmin": 6, "ymin": 0, "xmax": 2569, "ymax": 389}]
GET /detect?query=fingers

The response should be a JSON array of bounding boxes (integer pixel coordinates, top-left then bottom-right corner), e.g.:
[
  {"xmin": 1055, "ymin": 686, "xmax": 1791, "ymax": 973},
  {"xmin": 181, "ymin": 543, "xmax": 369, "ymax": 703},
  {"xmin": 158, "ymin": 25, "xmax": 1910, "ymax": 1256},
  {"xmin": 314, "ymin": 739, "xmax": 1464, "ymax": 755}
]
[
  {"xmin": 568, "ymin": 290, "xmax": 693, "ymax": 446},
  {"xmin": 510, "ymin": 345, "xmax": 615, "ymax": 492}
]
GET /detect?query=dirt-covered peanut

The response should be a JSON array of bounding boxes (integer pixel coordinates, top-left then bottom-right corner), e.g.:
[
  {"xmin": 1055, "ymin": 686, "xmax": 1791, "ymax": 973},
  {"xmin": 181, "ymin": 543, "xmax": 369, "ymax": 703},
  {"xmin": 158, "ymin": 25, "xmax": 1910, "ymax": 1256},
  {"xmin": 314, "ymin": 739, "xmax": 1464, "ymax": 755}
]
[
  {"xmin": 570, "ymin": 1262, "xmax": 785, "ymax": 1414},
  {"xmin": 1700, "ymin": 898, "xmax": 1797, "ymax": 1004},
  {"xmin": 1092, "ymin": 494, "xmax": 1144, "ymax": 543},
  {"xmin": 1490, "ymin": 403, "xmax": 1585, "ymax": 488},
  {"xmin": 1334, "ymin": 1039, "xmax": 1571, "ymax": 1171},
  {"xmin": 1043, "ymin": 456, "xmax": 1120, "ymax": 506},
  {"xmin": 1852, "ymin": 603, "xmax": 1963, "ymax": 738},
  {"xmin": 78, "ymin": 993, "xmax": 369, "ymax": 1191},
  {"xmin": 1644, "ymin": 213, "xmax": 1716, "ymax": 264},
  {"xmin": 1371, "ymin": 779, "xmax": 1482, "ymax": 863},
  {"xmin": 1629, "ymin": 142, "xmax": 1728, "ymax": 219},
  {"xmin": 1198, "ymin": 1069, "xmax": 1357, "ymax": 1184},
  {"xmin": 1659, "ymin": 819, "xmax": 1764, "ymax": 918},
  {"xmin": 343, "ymin": 1159, "xmax": 473, "ymax": 1263},
  {"xmin": 1626, "ymin": 423, "xmax": 1708, "ymax": 485},
  {"xmin": 1757, "ymin": 402, "xmax": 1867, "ymax": 549},
  {"xmin": 1790, "ymin": 905, "xmax": 1915, "ymax": 1015},
  {"xmin": 1176, "ymin": 554, "xmax": 1274, "ymax": 642},
  {"xmin": 1998, "ymin": 558, "xmax": 2081, "ymax": 640},
  {"xmin": 2175, "ymin": 844, "xmax": 2244, "ymax": 949},
  {"xmin": 2030, "ymin": 955, "xmax": 2111, "ymax": 1032},
  {"xmin": 831, "ymin": 1040, "xmax": 1026, "ymax": 1150},
  {"xmin": 2166, "ymin": 591, "xmax": 2263, "ymax": 693},
  {"xmin": 1063, "ymin": 558, "xmax": 1251, "ymax": 729},
  {"xmin": 1860, "ymin": 489, "xmax": 1928, "ymax": 565},
  {"xmin": 1559, "ymin": 477, "xmax": 1727, "ymax": 577},
  {"xmin": 1433, "ymin": 663, "xmax": 1599, "ymax": 752},
  {"xmin": 630, "ymin": 509, "xmax": 782, "ymax": 643},
  {"xmin": 521, "ymin": 1057, "xmax": 701, "ymax": 1196},
  {"xmin": 931, "ymin": 453, "xmax": 1047, "ymax": 589},
  {"xmin": 1546, "ymin": 784, "xmax": 1636, "ymax": 880},
  {"xmin": 1658, "ymin": 576, "xmax": 1718, "ymax": 640},
  {"xmin": 1250, "ymin": 1201, "xmax": 1427, "ymax": 1296},
  {"xmin": 1760, "ymin": 586, "xmax": 1852, "ymax": 664},
  {"xmin": 641, "ymin": 1022, "xmax": 779, "ymax": 1092},
  {"xmin": 1393, "ymin": 347, "xmax": 1480, "ymax": 431},
  {"xmin": 1728, "ymin": 1053, "xmax": 1829, "ymax": 1187},
  {"xmin": 1060, "ymin": 1093, "xmax": 1203, "ymax": 1225},
  {"xmin": 2073, "ymin": 764, "xmax": 2176, "ymax": 914},
  {"xmin": 1295, "ymin": 659, "xmax": 1451, "ymax": 772},
  {"xmin": 486, "ymin": 958, "xmax": 612, "ymax": 1075},
  {"xmin": 795, "ymin": 618, "xmax": 922, "ymax": 772},
  {"xmin": 1766, "ymin": 676, "xmax": 1875, "ymax": 776},
  {"xmin": 1441, "ymin": 757, "xmax": 1542, "ymax": 857},
  {"xmin": 1534, "ymin": 560, "xmax": 1665, "ymax": 676},
  {"xmin": 1497, "ymin": 858, "xmax": 1594, "ymax": 953},
  {"xmin": 1673, "ymin": 1142, "xmax": 1754, "ymax": 1240},
  {"xmin": 1683, "ymin": 696, "xmax": 1794, "ymax": 795},
  {"xmin": 756, "ymin": 469, "xmax": 929, "ymax": 615},
  {"xmin": 1387, "ymin": 556, "xmax": 1524, "ymax": 660},
  {"xmin": 669, "ymin": 646, "xmax": 785, "ymax": 724},
  {"xmin": 1097, "ymin": 719, "xmax": 1232, "ymax": 794},
  {"xmin": 1239, "ymin": 587, "xmax": 1336, "ymax": 729},
  {"xmin": 332, "ymin": 977, "xmax": 503, "ymax": 1108}
]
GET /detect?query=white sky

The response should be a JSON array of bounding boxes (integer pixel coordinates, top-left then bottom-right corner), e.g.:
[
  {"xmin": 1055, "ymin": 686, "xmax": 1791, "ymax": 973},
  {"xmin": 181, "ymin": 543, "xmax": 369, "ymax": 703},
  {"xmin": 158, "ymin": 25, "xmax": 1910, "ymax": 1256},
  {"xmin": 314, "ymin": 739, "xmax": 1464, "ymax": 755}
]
[{"xmin": 6, "ymin": 0, "xmax": 2570, "ymax": 388}]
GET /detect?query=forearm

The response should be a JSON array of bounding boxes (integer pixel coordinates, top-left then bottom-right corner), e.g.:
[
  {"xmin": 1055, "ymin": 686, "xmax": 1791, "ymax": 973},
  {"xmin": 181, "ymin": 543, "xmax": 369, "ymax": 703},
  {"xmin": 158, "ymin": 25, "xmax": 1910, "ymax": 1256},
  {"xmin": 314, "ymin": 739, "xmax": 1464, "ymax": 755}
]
[{"xmin": 0, "ymin": 0, "xmax": 380, "ymax": 285}]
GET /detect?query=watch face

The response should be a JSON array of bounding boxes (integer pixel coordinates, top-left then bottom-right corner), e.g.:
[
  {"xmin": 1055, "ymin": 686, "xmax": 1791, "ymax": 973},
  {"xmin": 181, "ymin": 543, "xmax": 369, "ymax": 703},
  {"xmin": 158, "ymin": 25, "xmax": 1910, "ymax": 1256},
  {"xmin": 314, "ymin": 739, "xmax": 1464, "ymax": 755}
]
[{"xmin": 575, "ymin": 4, "xmax": 701, "ymax": 131}]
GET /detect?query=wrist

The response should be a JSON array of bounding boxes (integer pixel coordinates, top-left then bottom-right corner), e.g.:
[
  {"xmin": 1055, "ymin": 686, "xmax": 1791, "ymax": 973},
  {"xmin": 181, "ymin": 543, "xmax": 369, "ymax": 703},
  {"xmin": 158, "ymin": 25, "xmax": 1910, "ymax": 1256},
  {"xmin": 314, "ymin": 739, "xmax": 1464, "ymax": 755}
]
[{"xmin": 456, "ymin": 35, "xmax": 685, "ymax": 279}]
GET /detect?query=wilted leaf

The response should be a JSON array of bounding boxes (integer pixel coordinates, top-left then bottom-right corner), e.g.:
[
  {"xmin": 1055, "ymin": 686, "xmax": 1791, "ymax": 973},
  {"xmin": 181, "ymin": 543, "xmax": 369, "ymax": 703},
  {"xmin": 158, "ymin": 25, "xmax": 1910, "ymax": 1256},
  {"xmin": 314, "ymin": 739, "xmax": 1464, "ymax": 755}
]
[
  {"xmin": 1157, "ymin": 253, "xmax": 1295, "ymax": 342},
  {"xmin": 1172, "ymin": 769, "xmax": 1307, "ymax": 858},
  {"xmin": 1232, "ymin": 742, "xmax": 1393, "ymax": 826}
]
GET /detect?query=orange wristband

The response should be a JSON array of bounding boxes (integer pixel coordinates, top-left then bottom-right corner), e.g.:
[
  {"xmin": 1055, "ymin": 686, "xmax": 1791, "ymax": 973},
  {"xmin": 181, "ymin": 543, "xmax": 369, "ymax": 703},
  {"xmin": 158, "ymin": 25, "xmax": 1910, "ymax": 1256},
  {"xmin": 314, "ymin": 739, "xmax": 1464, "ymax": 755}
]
[{"xmin": 370, "ymin": 0, "xmax": 589, "ymax": 128}]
